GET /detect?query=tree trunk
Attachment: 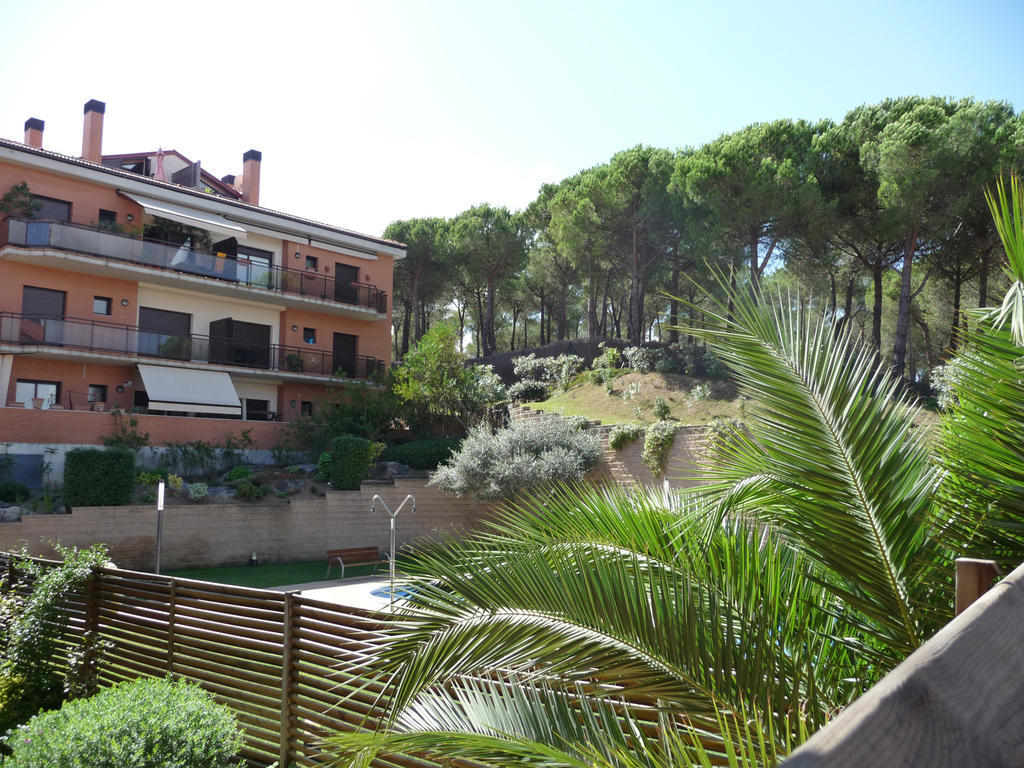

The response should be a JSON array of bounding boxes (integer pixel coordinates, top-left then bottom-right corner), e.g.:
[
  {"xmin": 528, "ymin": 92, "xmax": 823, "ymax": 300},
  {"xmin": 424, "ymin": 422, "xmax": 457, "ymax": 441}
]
[
  {"xmin": 484, "ymin": 279, "xmax": 497, "ymax": 356},
  {"xmin": 474, "ymin": 291, "xmax": 485, "ymax": 357},
  {"xmin": 629, "ymin": 222, "xmax": 642, "ymax": 344},
  {"xmin": 557, "ymin": 284, "xmax": 568, "ymax": 341},
  {"xmin": 950, "ymin": 276, "xmax": 963, "ymax": 351},
  {"xmin": 726, "ymin": 253, "xmax": 739, "ymax": 323},
  {"xmin": 749, "ymin": 231, "xmax": 761, "ymax": 295},
  {"xmin": 411, "ymin": 265, "xmax": 422, "ymax": 341},
  {"xmin": 400, "ymin": 299, "xmax": 411, "ymax": 356},
  {"xmin": 586, "ymin": 268, "xmax": 599, "ymax": 338},
  {"xmin": 871, "ymin": 255, "xmax": 884, "ymax": 351},
  {"xmin": 828, "ymin": 270, "xmax": 837, "ymax": 319},
  {"xmin": 668, "ymin": 266, "xmax": 680, "ymax": 344},
  {"xmin": 891, "ymin": 229, "xmax": 917, "ymax": 382},
  {"xmin": 979, "ymin": 246, "xmax": 990, "ymax": 308}
]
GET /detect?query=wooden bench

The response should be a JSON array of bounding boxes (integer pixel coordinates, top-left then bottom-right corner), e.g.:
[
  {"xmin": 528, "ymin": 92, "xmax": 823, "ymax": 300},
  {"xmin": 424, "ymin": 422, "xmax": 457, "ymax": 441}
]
[{"xmin": 325, "ymin": 546, "xmax": 388, "ymax": 580}]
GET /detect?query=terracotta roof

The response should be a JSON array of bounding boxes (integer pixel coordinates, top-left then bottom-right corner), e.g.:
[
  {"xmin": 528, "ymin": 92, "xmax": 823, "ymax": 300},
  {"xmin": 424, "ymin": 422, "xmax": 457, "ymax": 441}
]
[{"xmin": 0, "ymin": 138, "xmax": 406, "ymax": 251}]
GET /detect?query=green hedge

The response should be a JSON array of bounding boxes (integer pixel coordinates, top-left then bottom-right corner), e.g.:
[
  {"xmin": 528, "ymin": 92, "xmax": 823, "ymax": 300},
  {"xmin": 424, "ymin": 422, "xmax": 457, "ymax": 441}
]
[
  {"xmin": 383, "ymin": 438, "xmax": 460, "ymax": 470},
  {"xmin": 63, "ymin": 449, "xmax": 135, "ymax": 507},
  {"xmin": 2, "ymin": 676, "xmax": 243, "ymax": 768},
  {"xmin": 0, "ymin": 482, "xmax": 30, "ymax": 503},
  {"xmin": 321, "ymin": 435, "xmax": 384, "ymax": 490}
]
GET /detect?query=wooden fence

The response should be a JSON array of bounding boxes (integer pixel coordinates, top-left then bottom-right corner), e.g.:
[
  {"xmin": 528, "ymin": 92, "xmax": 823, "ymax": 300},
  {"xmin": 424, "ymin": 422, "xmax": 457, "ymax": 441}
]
[{"xmin": 2, "ymin": 553, "xmax": 428, "ymax": 768}]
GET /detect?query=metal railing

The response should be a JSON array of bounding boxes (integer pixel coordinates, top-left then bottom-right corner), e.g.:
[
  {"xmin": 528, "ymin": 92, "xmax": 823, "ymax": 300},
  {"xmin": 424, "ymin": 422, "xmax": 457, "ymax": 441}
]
[
  {"xmin": 0, "ymin": 313, "xmax": 386, "ymax": 380},
  {"xmin": 3, "ymin": 218, "xmax": 388, "ymax": 313}
]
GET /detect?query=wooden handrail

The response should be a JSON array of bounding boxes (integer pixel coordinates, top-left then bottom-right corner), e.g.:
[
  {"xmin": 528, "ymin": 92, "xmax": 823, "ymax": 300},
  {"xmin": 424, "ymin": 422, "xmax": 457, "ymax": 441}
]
[{"xmin": 782, "ymin": 560, "xmax": 1019, "ymax": 767}]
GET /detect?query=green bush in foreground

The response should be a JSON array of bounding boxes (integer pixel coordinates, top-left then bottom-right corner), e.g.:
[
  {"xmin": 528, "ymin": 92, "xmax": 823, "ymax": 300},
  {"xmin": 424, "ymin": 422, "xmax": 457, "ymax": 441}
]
[
  {"xmin": 63, "ymin": 448, "xmax": 134, "ymax": 507},
  {"xmin": 2, "ymin": 676, "xmax": 243, "ymax": 768}
]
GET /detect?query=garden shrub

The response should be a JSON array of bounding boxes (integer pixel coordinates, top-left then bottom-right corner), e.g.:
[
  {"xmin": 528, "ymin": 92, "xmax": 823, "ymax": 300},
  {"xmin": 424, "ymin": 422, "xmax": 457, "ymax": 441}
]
[
  {"xmin": 592, "ymin": 343, "xmax": 621, "ymax": 371},
  {"xmin": 2, "ymin": 676, "xmax": 244, "ymax": 768},
  {"xmin": 187, "ymin": 483, "xmax": 209, "ymax": 502},
  {"xmin": 431, "ymin": 418, "xmax": 602, "ymax": 499},
  {"xmin": 0, "ymin": 482, "xmax": 30, "ymax": 503},
  {"xmin": 690, "ymin": 383, "xmax": 712, "ymax": 402},
  {"xmin": 653, "ymin": 396, "xmax": 671, "ymax": 420},
  {"xmin": 166, "ymin": 474, "xmax": 183, "ymax": 495},
  {"xmin": 622, "ymin": 346, "xmax": 663, "ymax": 372},
  {"xmin": 513, "ymin": 354, "xmax": 584, "ymax": 390},
  {"xmin": 136, "ymin": 471, "xmax": 163, "ymax": 486},
  {"xmin": 509, "ymin": 380, "xmax": 550, "ymax": 403},
  {"xmin": 383, "ymin": 438, "xmax": 461, "ymax": 470},
  {"xmin": 0, "ymin": 545, "xmax": 109, "ymax": 739},
  {"xmin": 322, "ymin": 435, "xmax": 385, "ymax": 490},
  {"xmin": 63, "ymin": 449, "xmax": 134, "ymax": 507},
  {"xmin": 654, "ymin": 357, "xmax": 678, "ymax": 374},
  {"xmin": 564, "ymin": 415, "xmax": 591, "ymax": 431},
  {"xmin": 642, "ymin": 421, "xmax": 677, "ymax": 477},
  {"xmin": 608, "ymin": 423, "xmax": 642, "ymax": 451},
  {"xmin": 699, "ymin": 350, "xmax": 727, "ymax": 379},
  {"xmin": 234, "ymin": 479, "xmax": 269, "ymax": 501},
  {"xmin": 225, "ymin": 465, "xmax": 253, "ymax": 482},
  {"xmin": 512, "ymin": 353, "xmax": 547, "ymax": 381}
]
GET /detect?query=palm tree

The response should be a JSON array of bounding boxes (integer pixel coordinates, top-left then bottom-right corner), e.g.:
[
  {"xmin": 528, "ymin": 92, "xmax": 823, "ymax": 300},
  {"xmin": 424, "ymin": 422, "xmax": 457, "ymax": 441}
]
[{"xmin": 328, "ymin": 282, "xmax": 948, "ymax": 767}]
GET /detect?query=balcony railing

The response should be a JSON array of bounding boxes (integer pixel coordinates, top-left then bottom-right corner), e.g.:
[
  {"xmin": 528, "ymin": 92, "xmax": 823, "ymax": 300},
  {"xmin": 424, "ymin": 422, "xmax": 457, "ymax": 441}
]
[
  {"xmin": 0, "ymin": 313, "xmax": 386, "ymax": 380},
  {"xmin": 3, "ymin": 218, "xmax": 388, "ymax": 313}
]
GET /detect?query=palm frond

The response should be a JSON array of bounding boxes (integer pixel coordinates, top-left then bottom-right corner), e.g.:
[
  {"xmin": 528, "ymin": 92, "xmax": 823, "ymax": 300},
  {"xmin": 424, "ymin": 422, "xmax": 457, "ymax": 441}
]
[
  {"xmin": 332, "ymin": 483, "xmax": 862, "ymax": 762},
  {"xmin": 983, "ymin": 174, "xmax": 1024, "ymax": 345},
  {"xmin": 934, "ymin": 322, "xmax": 1024, "ymax": 569},
  {"xmin": 681, "ymin": 286, "xmax": 944, "ymax": 659}
]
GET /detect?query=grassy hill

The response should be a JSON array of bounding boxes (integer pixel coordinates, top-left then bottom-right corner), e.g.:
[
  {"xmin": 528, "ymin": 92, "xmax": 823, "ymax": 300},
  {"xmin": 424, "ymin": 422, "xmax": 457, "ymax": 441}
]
[{"xmin": 528, "ymin": 371, "xmax": 741, "ymax": 426}]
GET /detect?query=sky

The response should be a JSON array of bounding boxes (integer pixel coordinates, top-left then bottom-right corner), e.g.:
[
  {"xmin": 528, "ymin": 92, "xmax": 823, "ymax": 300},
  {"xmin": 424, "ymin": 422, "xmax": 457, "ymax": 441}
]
[{"xmin": 3, "ymin": 0, "xmax": 1023, "ymax": 240}]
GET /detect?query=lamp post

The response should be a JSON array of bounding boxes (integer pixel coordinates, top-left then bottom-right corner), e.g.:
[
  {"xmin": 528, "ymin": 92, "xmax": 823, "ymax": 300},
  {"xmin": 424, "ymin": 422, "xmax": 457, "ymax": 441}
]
[
  {"xmin": 155, "ymin": 480, "xmax": 165, "ymax": 574},
  {"xmin": 370, "ymin": 494, "xmax": 415, "ymax": 609}
]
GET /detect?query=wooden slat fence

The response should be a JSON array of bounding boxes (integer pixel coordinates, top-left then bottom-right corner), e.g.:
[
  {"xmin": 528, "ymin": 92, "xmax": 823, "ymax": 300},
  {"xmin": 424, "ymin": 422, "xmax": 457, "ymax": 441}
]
[{"xmin": 0, "ymin": 553, "xmax": 434, "ymax": 768}]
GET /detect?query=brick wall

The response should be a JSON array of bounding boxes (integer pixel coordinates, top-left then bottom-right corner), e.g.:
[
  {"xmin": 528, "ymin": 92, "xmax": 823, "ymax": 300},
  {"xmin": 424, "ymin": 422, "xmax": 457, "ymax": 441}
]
[
  {"xmin": 0, "ymin": 405, "xmax": 285, "ymax": 448},
  {"xmin": 0, "ymin": 477, "xmax": 491, "ymax": 571}
]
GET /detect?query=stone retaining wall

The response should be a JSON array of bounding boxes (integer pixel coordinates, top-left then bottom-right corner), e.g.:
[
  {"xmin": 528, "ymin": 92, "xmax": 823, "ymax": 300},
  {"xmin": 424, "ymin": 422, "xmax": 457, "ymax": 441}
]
[
  {"xmin": 509, "ymin": 404, "xmax": 708, "ymax": 489},
  {"xmin": 0, "ymin": 477, "xmax": 490, "ymax": 571}
]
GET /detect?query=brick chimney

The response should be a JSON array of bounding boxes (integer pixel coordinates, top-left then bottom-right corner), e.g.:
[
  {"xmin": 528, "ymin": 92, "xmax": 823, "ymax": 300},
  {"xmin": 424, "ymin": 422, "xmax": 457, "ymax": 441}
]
[
  {"xmin": 241, "ymin": 149, "xmax": 261, "ymax": 205},
  {"xmin": 23, "ymin": 118, "xmax": 44, "ymax": 148},
  {"xmin": 82, "ymin": 99, "xmax": 105, "ymax": 163}
]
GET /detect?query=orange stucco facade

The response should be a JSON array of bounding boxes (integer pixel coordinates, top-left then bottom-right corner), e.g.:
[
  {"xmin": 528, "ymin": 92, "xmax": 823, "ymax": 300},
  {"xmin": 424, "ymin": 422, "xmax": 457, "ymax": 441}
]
[{"xmin": 0, "ymin": 102, "xmax": 403, "ymax": 450}]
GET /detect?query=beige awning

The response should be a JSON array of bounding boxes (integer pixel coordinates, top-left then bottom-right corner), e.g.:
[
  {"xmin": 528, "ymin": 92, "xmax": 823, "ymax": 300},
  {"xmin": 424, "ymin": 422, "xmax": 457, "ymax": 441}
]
[
  {"xmin": 119, "ymin": 191, "xmax": 247, "ymax": 239},
  {"xmin": 137, "ymin": 364, "xmax": 242, "ymax": 416}
]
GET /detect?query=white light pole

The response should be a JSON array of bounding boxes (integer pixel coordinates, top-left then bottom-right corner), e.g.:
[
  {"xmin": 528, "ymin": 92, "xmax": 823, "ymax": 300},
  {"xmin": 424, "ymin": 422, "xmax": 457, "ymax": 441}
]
[
  {"xmin": 155, "ymin": 480, "xmax": 165, "ymax": 574},
  {"xmin": 370, "ymin": 494, "xmax": 415, "ymax": 609}
]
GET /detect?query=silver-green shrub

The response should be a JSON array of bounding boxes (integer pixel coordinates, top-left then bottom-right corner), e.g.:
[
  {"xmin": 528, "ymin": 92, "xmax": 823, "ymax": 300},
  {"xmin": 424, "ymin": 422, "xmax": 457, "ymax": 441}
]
[{"xmin": 431, "ymin": 418, "xmax": 601, "ymax": 499}]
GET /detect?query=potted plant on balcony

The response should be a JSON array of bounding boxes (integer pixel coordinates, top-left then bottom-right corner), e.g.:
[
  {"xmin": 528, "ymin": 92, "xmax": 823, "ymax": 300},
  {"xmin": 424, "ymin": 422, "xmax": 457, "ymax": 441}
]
[{"xmin": 285, "ymin": 353, "xmax": 304, "ymax": 372}]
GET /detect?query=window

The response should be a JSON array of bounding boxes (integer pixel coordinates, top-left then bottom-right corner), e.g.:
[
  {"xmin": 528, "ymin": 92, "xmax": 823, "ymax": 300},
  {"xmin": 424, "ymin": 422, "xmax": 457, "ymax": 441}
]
[
  {"xmin": 93, "ymin": 296, "xmax": 112, "ymax": 315},
  {"xmin": 15, "ymin": 380, "xmax": 60, "ymax": 409},
  {"xmin": 305, "ymin": 255, "xmax": 318, "ymax": 271},
  {"xmin": 245, "ymin": 398, "xmax": 269, "ymax": 421},
  {"xmin": 303, "ymin": 327, "xmax": 316, "ymax": 344},
  {"xmin": 30, "ymin": 195, "xmax": 71, "ymax": 222},
  {"xmin": 98, "ymin": 209, "xmax": 117, "ymax": 230},
  {"xmin": 300, "ymin": 401, "xmax": 313, "ymax": 416},
  {"xmin": 237, "ymin": 245, "xmax": 273, "ymax": 287},
  {"xmin": 88, "ymin": 384, "xmax": 108, "ymax": 403}
]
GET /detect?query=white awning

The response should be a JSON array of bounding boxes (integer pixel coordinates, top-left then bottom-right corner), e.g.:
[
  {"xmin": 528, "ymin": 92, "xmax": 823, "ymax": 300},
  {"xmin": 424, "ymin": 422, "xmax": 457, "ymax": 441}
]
[
  {"xmin": 120, "ymin": 191, "xmax": 247, "ymax": 239},
  {"xmin": 137, "ymin": 364, "xmax": 242, "ymax": 416}
]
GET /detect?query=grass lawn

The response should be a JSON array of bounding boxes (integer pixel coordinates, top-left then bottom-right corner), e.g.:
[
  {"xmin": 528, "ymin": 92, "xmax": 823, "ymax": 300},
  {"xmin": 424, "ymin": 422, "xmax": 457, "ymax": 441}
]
[
  {"xmin": 165, "ymin": 560, "xmax": 387, "ymax": 588},
  {"xmin": 531, "ymin": 371, "xmax": 741, "ymax": 425}
]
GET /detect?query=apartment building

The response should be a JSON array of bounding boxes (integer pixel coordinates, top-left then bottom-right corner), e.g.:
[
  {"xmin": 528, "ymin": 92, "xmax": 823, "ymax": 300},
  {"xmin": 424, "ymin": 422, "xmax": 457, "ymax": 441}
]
[{"xmin": 0, "ymin": 100, "xmax": 403, "ymax": 455}]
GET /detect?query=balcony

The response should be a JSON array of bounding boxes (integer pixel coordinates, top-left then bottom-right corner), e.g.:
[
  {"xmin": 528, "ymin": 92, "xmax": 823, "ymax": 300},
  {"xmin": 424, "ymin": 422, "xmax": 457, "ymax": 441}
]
[
  {"xmin": 2, "ymin": 218, "xmax": 388, "ymax": 314},
  {"xmin": 0, "ymin": 313, "xmax": 386, "ymax": 380}
]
